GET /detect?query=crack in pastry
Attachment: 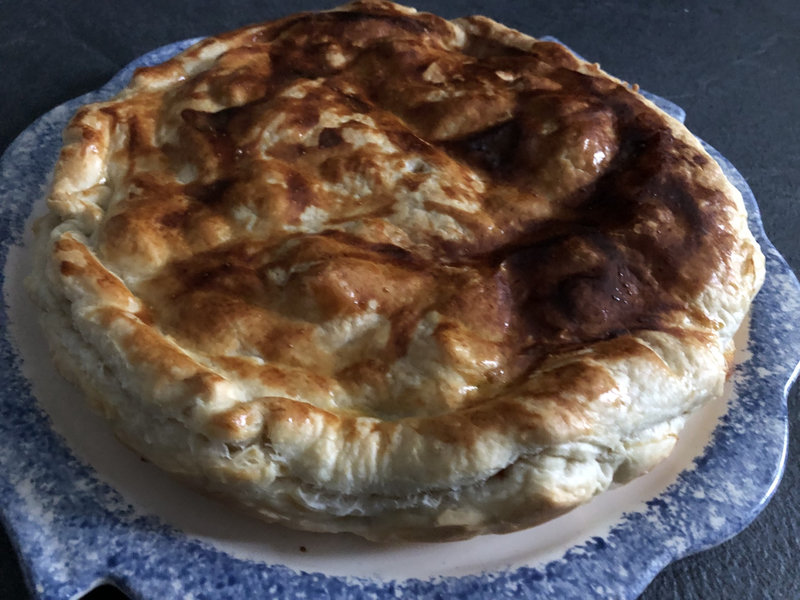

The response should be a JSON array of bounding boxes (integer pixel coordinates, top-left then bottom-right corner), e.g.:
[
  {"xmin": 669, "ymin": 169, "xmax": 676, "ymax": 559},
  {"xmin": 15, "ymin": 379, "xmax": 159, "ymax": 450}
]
[{"xmin": 27, "ymin": 0, "xmax": 764, "ymax": 540}]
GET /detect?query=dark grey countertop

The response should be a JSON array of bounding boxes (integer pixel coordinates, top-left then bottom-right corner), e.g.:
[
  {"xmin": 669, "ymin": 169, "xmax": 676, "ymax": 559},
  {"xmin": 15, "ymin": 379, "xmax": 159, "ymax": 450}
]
[{"xmin": 1, "ymin": 1, "xmax": 798, "ymax": 598}]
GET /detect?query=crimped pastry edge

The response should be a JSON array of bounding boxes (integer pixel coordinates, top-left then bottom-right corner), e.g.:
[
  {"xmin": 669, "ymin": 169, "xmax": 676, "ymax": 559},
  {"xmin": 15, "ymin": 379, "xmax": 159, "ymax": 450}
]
[{"xmin": 26, "ymin": 0, "xmax": 765, "ymax": 541}]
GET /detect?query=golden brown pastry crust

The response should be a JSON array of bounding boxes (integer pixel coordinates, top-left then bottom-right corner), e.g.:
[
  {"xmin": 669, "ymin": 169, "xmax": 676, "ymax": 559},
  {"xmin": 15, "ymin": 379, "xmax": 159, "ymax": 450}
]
[{"xmin": 28, "ymin": 0, "xmax": 764, "ymax": 540}]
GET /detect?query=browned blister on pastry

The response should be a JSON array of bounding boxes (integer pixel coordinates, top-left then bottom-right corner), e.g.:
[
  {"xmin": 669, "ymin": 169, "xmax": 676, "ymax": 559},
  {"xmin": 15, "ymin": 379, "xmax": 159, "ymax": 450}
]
[{"xmin": 27, "ymin": 0, "xmax": 764, "ymax": 540}]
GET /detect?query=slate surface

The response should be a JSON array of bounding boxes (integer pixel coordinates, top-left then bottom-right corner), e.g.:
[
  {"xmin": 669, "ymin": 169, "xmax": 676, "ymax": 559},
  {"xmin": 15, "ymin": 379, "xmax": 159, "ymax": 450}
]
[{"xmin": 1, "ymin": 1, "xmax": 798, "ymax": 598}]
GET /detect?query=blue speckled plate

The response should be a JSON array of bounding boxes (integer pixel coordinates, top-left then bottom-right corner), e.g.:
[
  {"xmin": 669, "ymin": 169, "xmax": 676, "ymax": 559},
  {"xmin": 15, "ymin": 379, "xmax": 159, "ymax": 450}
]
[{"xmin": 1, "ymin": 39, "xmax": 799, "ymax": 600}]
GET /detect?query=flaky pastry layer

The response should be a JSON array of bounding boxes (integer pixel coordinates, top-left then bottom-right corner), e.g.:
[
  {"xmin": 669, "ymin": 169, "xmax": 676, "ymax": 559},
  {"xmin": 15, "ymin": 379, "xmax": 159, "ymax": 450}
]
[{"xmin": 28, "ymin": 0, "xmax": 764, "ymax": 540}]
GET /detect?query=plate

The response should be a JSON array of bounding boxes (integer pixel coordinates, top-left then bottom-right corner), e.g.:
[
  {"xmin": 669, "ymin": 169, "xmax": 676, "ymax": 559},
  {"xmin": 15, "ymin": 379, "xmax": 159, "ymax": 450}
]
[{"xmin": 1, "ymin": 38, "xmax": 798, "ymax": 600}]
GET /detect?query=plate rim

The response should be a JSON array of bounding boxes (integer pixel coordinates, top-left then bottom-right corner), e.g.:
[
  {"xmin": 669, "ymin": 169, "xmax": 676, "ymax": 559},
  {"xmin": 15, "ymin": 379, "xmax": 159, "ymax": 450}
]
[{"xmin": 0, "ymin": 37, "xmax": 798, "ymax": 600}]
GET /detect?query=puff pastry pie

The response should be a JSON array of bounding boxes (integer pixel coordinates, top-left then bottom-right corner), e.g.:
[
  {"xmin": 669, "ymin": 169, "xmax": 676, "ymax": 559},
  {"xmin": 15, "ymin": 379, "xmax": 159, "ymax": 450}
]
[{"xmin": 28, "ymin": 0, "xmax": 764, "ymax": 541}]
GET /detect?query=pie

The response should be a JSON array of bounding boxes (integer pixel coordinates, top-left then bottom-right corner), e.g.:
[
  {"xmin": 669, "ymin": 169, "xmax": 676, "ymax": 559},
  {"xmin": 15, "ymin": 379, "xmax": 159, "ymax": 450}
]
[{"xmin": 27, "ymin": 0, "xmax": 765, "ymax": 541}]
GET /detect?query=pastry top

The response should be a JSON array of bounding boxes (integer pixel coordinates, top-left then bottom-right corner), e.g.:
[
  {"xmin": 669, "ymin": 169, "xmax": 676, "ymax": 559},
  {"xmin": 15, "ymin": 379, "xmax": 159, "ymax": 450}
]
[{"xmin": 36, "ymin": 0, "xmax": 763, "ymax": 531}]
